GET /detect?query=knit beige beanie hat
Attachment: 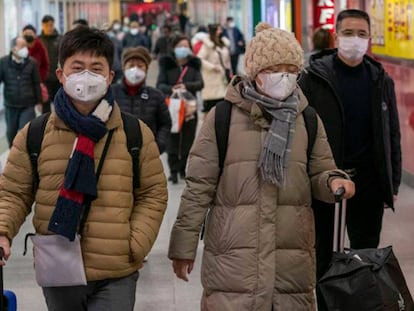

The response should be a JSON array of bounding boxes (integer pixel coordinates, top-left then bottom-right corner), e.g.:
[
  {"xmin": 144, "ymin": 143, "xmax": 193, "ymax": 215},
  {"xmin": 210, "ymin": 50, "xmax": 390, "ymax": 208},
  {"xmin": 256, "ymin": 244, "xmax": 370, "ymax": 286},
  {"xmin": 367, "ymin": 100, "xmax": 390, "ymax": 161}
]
[{"xmin": 244, "ymin": 22, "xmax": 304, "ymax": 78}]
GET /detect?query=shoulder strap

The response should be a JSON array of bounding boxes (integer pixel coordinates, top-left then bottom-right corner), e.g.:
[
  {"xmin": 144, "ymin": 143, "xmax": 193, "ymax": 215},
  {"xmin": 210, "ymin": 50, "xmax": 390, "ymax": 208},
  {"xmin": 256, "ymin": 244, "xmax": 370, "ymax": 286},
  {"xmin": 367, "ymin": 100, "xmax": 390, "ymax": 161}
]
[
  {"xmin": 303, "ymin": 105, "xmax": 318, "ymax": 164},
  {"xmin": 121, "ymin": 112, "xmax": 143, "ymax": 188},
  {"xmin": 27, "ymin": 112, "xmax": 51, "ymax": 192},
  {"xmin": 214, "ymin": 100, "xmax": 232, "ymax": 177}
]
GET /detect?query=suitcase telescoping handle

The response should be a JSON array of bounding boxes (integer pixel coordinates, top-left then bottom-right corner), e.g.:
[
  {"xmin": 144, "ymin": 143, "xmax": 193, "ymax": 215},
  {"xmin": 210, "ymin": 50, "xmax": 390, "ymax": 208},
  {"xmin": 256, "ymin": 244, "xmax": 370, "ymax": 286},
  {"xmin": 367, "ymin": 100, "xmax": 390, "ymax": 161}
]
[{"xmin": 333, "ymin": 187, "xmax": 347, "ymax": 253}]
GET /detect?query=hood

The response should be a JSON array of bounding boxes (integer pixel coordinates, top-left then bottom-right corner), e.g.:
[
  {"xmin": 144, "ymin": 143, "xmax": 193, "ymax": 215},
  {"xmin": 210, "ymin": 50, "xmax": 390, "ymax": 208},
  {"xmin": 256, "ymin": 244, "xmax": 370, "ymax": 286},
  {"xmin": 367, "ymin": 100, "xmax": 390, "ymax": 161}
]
[
  {"xmin": 224, "ymin": 76, "xmax": 309, "ymax": 126},
  {"xmin": 159, "ymin": 54, "xmax": 201, "ymax": 71},
  {"xmin": 191, "ymin": 32, "xmax": 208, "ymax": 45},
  {"xmin": 308, "ymin": 48, "xmax": 385, "ymax": 82}
]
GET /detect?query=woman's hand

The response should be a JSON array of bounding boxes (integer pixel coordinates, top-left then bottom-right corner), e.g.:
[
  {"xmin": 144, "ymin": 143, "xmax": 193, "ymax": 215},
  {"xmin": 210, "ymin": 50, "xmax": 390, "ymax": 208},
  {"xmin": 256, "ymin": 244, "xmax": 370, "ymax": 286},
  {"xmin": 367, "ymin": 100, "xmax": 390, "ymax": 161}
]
[{"xmin": 172, "ymin": 259, "xmax": 195, "ymax": 282}]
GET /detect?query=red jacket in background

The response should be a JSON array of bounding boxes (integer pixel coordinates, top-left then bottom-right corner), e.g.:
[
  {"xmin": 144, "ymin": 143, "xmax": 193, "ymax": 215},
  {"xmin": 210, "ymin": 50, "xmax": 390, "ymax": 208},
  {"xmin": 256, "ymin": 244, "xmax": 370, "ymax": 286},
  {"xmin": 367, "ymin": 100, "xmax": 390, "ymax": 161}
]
[{"xmin": 28, "ymin": 38, "xmax": 50, "ymax": 82}]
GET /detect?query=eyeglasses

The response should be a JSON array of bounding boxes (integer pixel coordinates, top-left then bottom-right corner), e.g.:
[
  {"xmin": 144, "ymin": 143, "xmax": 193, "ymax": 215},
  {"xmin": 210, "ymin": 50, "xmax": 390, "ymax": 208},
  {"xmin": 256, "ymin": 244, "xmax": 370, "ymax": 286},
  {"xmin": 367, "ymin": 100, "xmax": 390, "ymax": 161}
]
[
  {"xmin": 339, "ymin": 29, "xmax": 370, "ymax": 39},
  {"xmin": 262, "ymin": 65, "xmax": 299, "ymax": 75}
]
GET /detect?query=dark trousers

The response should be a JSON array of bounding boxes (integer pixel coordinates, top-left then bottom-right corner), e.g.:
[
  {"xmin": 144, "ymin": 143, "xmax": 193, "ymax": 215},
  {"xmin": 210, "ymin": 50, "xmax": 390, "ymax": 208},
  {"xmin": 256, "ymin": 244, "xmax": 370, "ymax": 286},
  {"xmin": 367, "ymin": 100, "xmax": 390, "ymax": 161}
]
[
  {"xmin": 42, "ymin": 271, "xmax": 139, "ymax": 311},
  {"xmin": 5, "ymin": 106, "xmax": 35, "ymax": 147},
  {"xmin": 315, "ymin": 168, "xmax": 384, "ymax": 310},
  {"xmin": 167, "ymin": 116, "xmax": 197, "ymax": 176},
  {"xmin": 230, "ymin": 54, "xmax": 239, "ymax": 75},
  {"xmin": 43, "ymin": 80, "xmax": 61, "ymax": 114}
]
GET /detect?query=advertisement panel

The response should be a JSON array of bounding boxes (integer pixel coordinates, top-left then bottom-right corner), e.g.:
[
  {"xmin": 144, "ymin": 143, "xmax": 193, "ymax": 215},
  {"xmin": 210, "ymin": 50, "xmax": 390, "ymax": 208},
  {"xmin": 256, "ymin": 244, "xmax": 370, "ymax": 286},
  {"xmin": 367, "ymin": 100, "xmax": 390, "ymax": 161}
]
[
  {"xmin": 313, "ymin": 0, "xmax": 335, "ymax": 31},
  {"xmin": 371, "ymin": 0, "xmax": 414, "ymax": 60}
]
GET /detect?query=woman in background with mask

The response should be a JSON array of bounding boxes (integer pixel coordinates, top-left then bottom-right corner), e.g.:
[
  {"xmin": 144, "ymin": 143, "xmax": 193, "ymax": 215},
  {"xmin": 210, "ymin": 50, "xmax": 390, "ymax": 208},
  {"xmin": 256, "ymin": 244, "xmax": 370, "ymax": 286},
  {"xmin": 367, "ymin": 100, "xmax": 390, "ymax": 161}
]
[
  {"xmin": 157, "ymin": 35, "xmax": 204, "ymax": 184},
  {"xmin": 168, "ymin": 23, "xmax": 355, "ymax": 310},
  {"xmin": 112, "ymin": 47, "xmax": 171, "ymax": 154},
  {"xmin": 197, "ymin": 23, "xmax": 231, "ymax": 113}
]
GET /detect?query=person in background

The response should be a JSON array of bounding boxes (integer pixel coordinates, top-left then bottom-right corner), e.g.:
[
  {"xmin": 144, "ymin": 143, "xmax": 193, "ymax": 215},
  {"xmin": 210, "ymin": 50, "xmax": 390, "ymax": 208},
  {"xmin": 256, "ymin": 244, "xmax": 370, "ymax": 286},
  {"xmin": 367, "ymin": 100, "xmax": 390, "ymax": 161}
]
[
  {"xmin": 0, "ymin": 26, "xmax": 167, "ymax": 311},
  {"xmin": 153, "ymin": 24, "xmax": 173, "ymax": 59},
  {"xmin": 223, "ymin": 16, "xmax": 245, "ymax": 75},
  {"xmin": 168, "ymin": 22, "xmax": 355, "ymax": 311},
  {"xmin": 304, "ymin": 27, "xmax": 333, "ymax": 66},
  {"xmin": 157, "ymin": 35, "xmax": 204, "ymax": 184},
  {"xmin": 197, "ymin": 23, "xmax": 231, "ymax": 113},
  {"xmin": 122, "ymin": 21, "xmax": 150, "ymax": 49},
  {"xmin": 39, "ymin": 15, "xmax": 62, "ymax": 113},
  {"xmin": 299, "ymin": 10, "xmax": 401, "ymax": 310},
  {"xmin": 0, "ymin": 37, "xmax": 41, "ymax": 146},
  {"xmin": 106, "ymin": 20, "xmax": 124, "ymax": 84},
  {"xmin": 22, "ymin": 24, "xmax": 49, "ymax": 83},
  {"xmin": 112, "ymin": 47, "xmax": 171, "ymax": 154}
]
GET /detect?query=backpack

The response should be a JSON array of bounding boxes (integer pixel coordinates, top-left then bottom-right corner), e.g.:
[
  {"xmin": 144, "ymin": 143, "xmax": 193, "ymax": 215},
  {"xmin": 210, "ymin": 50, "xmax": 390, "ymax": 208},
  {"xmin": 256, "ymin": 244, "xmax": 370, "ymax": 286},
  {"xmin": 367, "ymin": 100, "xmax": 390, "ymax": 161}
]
[
  {"xmin": 214, "ymin": 100, "xmax": 318, "ymax": 177},
  {"xmin": 26, "ymin": 111, "xmax": 142, "ymax": 192}
]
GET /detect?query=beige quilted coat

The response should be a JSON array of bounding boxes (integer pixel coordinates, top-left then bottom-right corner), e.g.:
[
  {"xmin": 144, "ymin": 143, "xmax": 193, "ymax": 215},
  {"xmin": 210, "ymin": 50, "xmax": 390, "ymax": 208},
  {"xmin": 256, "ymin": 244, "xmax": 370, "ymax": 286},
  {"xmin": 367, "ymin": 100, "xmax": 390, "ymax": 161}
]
[
  {"xmin": 0, "ymin": 104, "xmax": 168, "ymax": 281},
  {"xmin": 169, "ymin": 78, "xmax": 347, "ymax": 310}
]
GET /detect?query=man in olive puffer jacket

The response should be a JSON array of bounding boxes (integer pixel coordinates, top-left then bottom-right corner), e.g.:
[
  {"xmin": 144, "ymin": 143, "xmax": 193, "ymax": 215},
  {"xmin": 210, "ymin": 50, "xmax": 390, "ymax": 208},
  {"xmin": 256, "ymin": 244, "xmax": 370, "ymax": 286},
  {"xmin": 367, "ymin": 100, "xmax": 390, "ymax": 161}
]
[{"xmin": 0, "ymin": 26, "xmax": 167, "ymax": 311}]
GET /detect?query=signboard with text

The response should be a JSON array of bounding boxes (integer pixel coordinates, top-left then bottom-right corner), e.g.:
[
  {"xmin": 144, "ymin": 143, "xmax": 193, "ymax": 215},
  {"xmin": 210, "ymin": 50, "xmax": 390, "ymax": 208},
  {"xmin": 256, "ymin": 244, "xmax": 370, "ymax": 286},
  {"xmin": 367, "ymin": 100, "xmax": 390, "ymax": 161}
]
[
  {"xmin": 314, "ymin": 0, "xmax": 335, "ymax": 32},
  {"xmin": 371, "ymin": 0, "xmax": 414, "ymax": 60}
]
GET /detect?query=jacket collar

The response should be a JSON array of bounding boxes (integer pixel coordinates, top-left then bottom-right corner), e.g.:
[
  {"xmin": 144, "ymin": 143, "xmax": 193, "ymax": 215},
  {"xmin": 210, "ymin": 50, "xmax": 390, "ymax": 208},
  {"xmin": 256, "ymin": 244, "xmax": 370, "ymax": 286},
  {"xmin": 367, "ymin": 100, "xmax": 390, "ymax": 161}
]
[{"xmin": 52, "ymin": 102, "xmax": 122, "ymax": 131}]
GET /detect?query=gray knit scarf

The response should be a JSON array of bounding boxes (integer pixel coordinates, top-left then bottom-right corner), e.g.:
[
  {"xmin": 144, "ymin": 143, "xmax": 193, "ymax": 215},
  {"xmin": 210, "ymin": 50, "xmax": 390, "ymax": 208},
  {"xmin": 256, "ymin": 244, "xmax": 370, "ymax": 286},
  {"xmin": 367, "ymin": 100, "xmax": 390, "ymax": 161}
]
[{"xmin": 241, "ymin": 80, "xmax": 299, "ymax": 186}]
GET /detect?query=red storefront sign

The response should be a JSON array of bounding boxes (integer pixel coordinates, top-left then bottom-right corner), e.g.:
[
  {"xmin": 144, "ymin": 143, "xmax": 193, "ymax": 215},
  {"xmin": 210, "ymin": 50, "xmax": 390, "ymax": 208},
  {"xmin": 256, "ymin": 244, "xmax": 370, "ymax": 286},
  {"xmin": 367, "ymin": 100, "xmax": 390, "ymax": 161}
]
[{"xmin": 314, "ymin": 0, "xmax": 335, "ymax": 31}]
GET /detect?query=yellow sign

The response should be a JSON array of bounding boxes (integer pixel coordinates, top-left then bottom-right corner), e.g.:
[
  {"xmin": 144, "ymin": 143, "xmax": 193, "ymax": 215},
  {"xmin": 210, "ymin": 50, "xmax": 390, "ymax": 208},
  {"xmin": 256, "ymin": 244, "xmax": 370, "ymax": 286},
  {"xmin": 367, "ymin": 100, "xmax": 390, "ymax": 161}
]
[{"xmin": 371, "ymin": 0, "xmax": 414, "ymax": 60}]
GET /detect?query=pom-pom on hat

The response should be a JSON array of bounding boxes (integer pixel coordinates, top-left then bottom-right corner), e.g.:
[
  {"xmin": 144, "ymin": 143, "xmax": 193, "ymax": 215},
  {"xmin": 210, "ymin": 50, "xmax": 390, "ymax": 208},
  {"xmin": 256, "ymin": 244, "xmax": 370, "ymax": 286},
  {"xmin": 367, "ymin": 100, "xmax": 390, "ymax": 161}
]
[{"xmin": 244, "ymin": 22, "xmax": 304, "ymax": 78}]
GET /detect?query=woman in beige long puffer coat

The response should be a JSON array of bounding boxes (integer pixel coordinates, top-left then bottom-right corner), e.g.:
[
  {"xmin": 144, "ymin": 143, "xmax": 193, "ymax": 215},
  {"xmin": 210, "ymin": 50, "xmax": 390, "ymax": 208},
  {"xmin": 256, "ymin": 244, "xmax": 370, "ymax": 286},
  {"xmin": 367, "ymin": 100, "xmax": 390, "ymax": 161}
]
[{"xmin": 168, "ymin": 23, "xmax": 355, "ymax": 311}]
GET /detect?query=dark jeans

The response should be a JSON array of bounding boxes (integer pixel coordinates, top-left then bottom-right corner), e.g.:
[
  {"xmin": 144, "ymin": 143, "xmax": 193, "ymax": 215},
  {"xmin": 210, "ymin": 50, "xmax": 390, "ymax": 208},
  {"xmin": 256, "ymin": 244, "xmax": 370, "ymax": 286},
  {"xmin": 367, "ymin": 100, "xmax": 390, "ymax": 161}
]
[
  {"xmin": 43, "ymin": 80, "xmax": 61, "ymax": 114},
  {"xmin": 5, "ymin": 105, "xmax": 36, "ymax": 147},
  {"xmin": 42, "ymin": 271, "xmax": 139, "ymax": 311},
  {"xmin": 230, "ymin": 53, "xmax": 240, "ymax": 75},
  {"xmin": 314, "ymin": 168, "xmax": 384, "ymax": 310}
]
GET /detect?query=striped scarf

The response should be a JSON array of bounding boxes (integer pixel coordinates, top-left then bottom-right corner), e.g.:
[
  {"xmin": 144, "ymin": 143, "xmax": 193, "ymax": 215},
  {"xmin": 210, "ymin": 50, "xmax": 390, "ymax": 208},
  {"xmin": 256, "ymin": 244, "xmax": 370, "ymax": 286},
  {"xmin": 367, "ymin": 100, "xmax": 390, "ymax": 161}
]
[
  {"xmin": 241, "ymin": 80, "xmax": 299, "ymax": 186},
  {"xmin": 48, "ymin": 87, "xmax": 113, "ymax": 241}
]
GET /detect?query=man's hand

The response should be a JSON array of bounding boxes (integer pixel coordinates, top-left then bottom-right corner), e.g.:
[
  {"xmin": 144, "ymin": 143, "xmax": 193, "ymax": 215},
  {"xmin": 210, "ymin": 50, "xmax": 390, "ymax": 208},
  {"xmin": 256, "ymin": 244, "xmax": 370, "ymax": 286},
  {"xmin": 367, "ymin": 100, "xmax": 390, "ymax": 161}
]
[
  {"xmin": 330, "ymin": 178, "xmax": 355, "ymax": 199},
  {"xmin": 172, "ymin": 259, "xmax": 194, "ymax": 282},
  {"xmin": 0, "ymin": 235, "xmax": 11, "ymax": 266}
]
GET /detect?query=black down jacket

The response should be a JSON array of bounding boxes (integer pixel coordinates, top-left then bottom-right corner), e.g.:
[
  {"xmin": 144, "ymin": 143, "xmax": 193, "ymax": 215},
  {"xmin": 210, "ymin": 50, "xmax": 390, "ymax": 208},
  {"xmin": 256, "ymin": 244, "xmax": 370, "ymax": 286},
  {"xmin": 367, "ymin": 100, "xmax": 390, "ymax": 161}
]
[
  {"xmin": 299, "ymin": 49, "xmax": 401, "ymax": 209},
  {"xmin": 112, "ymin": 82, "xmax": 171, "ymax": 154},
  {"xmin": 0, "ymin": 54, "xmax": 42, "ymax": 108}
]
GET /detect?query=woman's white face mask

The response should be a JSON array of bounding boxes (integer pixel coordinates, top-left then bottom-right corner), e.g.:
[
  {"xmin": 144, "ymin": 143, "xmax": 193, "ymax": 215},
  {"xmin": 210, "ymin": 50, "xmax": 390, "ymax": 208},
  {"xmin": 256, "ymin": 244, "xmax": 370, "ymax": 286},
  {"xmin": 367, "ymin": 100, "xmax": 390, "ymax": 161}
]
[{"xmin": 256, "ymin": 72, "xmax": 298, "ymax": 101}]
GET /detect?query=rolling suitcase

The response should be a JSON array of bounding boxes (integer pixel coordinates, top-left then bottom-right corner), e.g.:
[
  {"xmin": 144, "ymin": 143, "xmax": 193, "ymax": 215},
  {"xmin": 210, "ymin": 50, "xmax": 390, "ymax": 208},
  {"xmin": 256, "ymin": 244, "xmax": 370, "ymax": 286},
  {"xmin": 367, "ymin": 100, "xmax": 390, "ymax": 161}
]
[
  {"xmin": 317, "ymin": 188, "xmax": 414, "ymax": 311},
  {"xmin": 0, "ymin": 248, "xmax": 16, "ymax": 311}
]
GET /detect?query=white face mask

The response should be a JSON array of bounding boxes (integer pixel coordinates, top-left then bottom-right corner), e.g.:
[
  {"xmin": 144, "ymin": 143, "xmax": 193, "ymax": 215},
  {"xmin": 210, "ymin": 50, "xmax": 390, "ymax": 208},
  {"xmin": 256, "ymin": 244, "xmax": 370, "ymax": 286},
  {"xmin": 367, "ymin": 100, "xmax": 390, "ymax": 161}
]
[
  {"xmin": 124, "ymin": 67, "xmax": 146, "ymax": 85},
  {"xmin": 16, "ymin": 47, "xmax": 29, "ymax": 59},
  {"xmin": 338, "ymin": 36, "xmax": 368, "ymax": 62},
  {"xmin": 113, "ymin": 23, "xmax": 121, "ymax": 31},
  {"xmin": 130, "ymin": 28, "xmax": 139, "ymax": 35},
  {"xmin": 228, "ymin": 22, "xmax": 235, "ymax": 28},
  {"xmin": 63, "ymin": 70, "xmax": 108, "ymax": 104},
  {"xmin": 256, "ymin": 72, "xmax": 298, "ymax": 101}
]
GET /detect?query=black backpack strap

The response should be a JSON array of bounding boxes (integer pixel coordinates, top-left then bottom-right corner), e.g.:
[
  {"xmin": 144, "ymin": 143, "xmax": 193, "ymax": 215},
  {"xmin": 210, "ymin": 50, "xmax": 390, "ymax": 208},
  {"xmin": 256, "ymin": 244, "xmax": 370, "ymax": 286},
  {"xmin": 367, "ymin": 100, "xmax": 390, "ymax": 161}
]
[
  {"xmin": 303, "ymin": 105, "xmax": 318, "ymax": 165},
  {"xmin": 27, "ymin": 112, "xmax": 51, "ymax": 192},
  {"xmin": 121, "ymin": 112, "xmax": 143, "ymax": 188},
  {"xmin": 214, "ymin": 100, "xmax": 232, "ymax": 177}
]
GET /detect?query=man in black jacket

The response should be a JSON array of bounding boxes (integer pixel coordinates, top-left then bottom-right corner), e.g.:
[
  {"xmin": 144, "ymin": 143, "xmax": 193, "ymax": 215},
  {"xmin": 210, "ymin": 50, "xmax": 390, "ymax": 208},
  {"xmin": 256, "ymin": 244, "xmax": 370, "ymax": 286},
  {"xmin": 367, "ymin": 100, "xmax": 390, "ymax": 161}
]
[
  {"xmin": 223, "ymin": 17, "xmax": 245, "ymax": 75},
  {"xmin": 39, "ymin": 15, "xmax": 62, "ymax": 113},
  {"xmin": 299, "ymin": 8, "xmax": 401, "ymax": 291},
  {"xmin": 0, "ymin": 37, "xmax": 41, "ymax": 146}
]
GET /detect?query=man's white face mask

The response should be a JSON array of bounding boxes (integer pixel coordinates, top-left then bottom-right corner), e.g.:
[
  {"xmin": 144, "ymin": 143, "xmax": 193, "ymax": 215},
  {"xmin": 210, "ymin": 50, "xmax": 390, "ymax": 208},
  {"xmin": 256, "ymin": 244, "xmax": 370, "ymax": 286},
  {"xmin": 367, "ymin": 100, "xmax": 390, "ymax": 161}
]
[{"xmin": 338, "ymin": 36, "xmax": 369, "ymax": 62}]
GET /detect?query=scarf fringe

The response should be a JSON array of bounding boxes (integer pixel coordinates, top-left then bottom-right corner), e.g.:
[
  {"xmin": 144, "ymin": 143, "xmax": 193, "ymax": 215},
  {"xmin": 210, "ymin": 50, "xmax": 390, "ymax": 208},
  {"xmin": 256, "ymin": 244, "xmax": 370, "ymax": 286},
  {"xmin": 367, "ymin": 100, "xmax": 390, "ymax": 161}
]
[{"xmin": 259, "ymin": 148, "xmax": 285, "ymax": 186}]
